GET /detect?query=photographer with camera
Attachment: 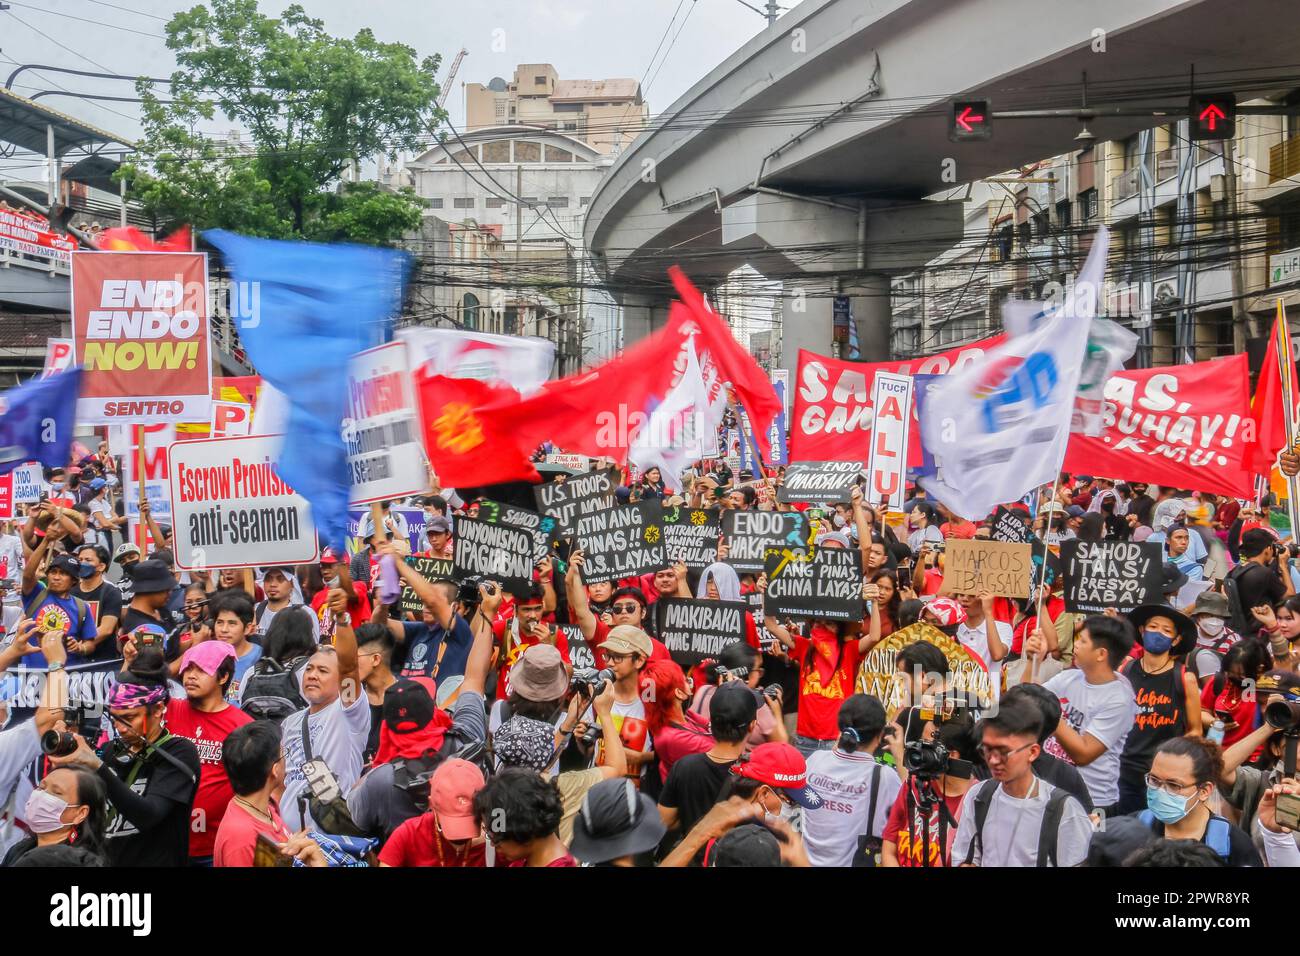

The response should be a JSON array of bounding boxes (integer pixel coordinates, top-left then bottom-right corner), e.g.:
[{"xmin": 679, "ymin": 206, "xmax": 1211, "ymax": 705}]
[
  {"xmin": 371, "ymin": 539, "xmax": 471, "ymax": 687},
  {"xmin": 689, "ymin": 641, "xmax": 786, "ymax": 748},
  {"xmin": 1217, "ymin": 683, "xmax": 1300, "ymax": 855},
  {"xmin": 47, "ymin": 647, "xmax": 201, "ymax": 866},
  {"xmin": 880, "ymin": 707, "xmax": 980, "ymax": 867},
  {"xmin": 952, "ymin": 696, "xmax": 1092, "ymax": 867}
]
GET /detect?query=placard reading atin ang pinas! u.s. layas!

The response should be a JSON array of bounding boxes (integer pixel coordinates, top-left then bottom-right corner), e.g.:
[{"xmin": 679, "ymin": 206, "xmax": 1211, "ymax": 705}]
[{"xmin": 168, "ymin": 435, "xmax": 318, "ymax": 571}]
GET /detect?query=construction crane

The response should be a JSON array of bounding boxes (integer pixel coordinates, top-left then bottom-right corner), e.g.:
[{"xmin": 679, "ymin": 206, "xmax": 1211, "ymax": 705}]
[{"xmin": 437, "ymin": 47, "xmax": 468, "ymax": 111}]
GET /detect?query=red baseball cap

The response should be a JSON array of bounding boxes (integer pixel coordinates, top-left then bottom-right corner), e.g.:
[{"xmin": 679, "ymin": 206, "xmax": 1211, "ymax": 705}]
[
  {"xmin": 731, "ymin": 742, "xmax": 823, "ymax": 809},
  {"xmin": 924, "ymin": 596, "xmax": 967, "ymax": 628},
  {"xmin": 429, "ymin": 758, "xmax": 485, "ymax": 840},
  {"xmin": 319, "ymin": 547, "xmax": 340, "ymax": 565}
]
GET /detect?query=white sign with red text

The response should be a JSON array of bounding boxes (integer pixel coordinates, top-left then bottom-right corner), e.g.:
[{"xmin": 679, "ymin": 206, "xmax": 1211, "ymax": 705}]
[
  {"xmin": 345, "ymin": 341, "xmax": 426, "ymax": 506},
  {"xmin": 210, "ymin": 401, "xmax": 252, "ymax": 438},
  {"xmin": 865, "ymin": 371, "xmax": 912, "ymax": 512},
  {"xmin": 169, "ymin": 435, "xmax": 318, "ymax": 570},
  {"xmin": 41, "ymin": 339, "xmax": 74, "ymax": 379}
]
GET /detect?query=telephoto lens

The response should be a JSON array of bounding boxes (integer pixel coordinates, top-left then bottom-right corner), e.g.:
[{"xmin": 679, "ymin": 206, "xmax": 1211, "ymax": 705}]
[
  {"xmin": 40, "ymin": 730, "xmax": 78, "ymax": 757},
  {"xmin": 1264, "ymin": 698, "xmax": 1300, "ymax": 732}
]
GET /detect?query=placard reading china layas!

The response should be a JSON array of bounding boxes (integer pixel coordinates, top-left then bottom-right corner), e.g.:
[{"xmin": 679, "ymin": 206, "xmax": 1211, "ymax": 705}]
[
  {"xmin": 71, "ymin": 251, "xmax": 213, "ymax": 424},
  {"xmin": 168, "ymin": 435, "xmax": 318, "ymax": 571},
  {"xmin": 346, "ymin": 341, "xmax": 427, "ymax": 505},
  {"xmin": 763, "ymin": 547, "xmax": 863, "ymax": 622}
]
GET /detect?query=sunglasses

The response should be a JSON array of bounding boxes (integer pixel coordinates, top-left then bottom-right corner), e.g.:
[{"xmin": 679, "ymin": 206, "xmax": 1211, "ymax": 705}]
[{"xmin": 611, "ymin": 603, "xmax": 641, "ymax": 614}]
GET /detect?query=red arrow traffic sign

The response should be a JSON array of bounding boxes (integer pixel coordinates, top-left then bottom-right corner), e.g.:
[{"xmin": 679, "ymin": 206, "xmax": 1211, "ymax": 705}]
[
  {"xmin": 1198, "ymin": 103, "xmax": 1225, "ymax": 130},
  {"xmin": 956, "ymin": 105, "xmax": 985, "ymax": 132}
]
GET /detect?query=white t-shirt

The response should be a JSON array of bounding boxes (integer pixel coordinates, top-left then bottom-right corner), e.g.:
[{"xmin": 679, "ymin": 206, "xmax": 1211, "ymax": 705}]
[
  {"xmin": 803, "ymin": 749, "xmax": 902, "ymax": 867},
  {"xmin": 908, "ymin": 525, "xmax": 943, "ymax": 554},
  {"xmin": 279, "ymin": 693, "xmax": 372, "ymax": 832},
  {"xmin": 951, "ymin": 777, "xmax": 1093, "ymax": 867},
  {"xmin": 257, "ymin": 601, "xmax": 320, "ymax": 642},
  {"xmin": 89, "ymin": 497, "xmax": 113, "ymax": 531},
  {"xmin": 956, "ymin": 617, "xmax": 1013, "ymax": 701},
  {"xmin": 0, "ymin": 534, "xmax": 22, "ymax": 598},
  {"xmin": 1042, "ymin": 669, "xmax": 1137, "ymax": 808}
]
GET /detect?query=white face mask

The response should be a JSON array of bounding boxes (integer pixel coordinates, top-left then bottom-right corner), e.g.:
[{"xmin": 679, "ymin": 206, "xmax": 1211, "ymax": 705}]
[
  {"xmin": 23, "ymin": 788, "xmax": 72, "ymax": 834},
  {"xmin": 1198, "ymin": 618, "xmax": 1225, "ymax": 637}
]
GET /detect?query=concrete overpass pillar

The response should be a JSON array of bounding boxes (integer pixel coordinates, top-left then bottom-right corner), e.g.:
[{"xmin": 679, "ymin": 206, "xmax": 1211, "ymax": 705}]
[
  {"xmin": 619, "ymin": 292, "xmax": 672, "ymax": 346},
  {"xmin": 779, "ymin": 274, "xmax": 891, "ymax": 382}
]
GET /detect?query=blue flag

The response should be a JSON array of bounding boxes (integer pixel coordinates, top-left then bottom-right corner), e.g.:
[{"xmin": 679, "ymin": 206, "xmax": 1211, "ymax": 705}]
[
  {"xmin": 0, "ymin": 367, "xmax": 82, "ymax": 474},
  {"xmin": 204, "ymin": 231, "xmax": 411, "ymax": 550}
]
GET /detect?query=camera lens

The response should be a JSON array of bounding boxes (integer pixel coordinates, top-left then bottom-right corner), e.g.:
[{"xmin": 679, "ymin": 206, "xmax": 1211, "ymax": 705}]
[
  {"xmin": 40, "ymin": 730, "xmax": 77, "ymax": 756},
  {"xmin": 1265, "ymin": 698, "xmax": 1300, "ymax": 731}
]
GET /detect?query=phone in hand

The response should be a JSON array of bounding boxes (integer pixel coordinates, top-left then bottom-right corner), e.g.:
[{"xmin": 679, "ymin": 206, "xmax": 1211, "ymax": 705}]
[{"xmin": 1276, "ymin": 793, "xmax": 1300, "ymax": 831}]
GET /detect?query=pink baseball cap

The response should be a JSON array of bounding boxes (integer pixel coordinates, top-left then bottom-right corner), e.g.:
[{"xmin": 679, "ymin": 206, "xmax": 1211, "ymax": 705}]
[
  {"xmin": 179, "ymin": 640, "xmax": 237, "ymax": 676},
  {"xmin": 429, "ymin": 758, "xmax": 485, "ymax": 840},
  {"xmin": 924, "ymin": 596, "xmax": 968, "ymax": 628}
]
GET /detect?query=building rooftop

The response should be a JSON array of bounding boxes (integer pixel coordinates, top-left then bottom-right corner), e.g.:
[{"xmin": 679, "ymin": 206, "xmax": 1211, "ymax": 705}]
[
  {"xmin": 551, "ymin": 79, "xmax": 640, "ymax": 103},
  {"xmin": 0, "ymin": 87, "xmax": 134, "ymax": 157}
]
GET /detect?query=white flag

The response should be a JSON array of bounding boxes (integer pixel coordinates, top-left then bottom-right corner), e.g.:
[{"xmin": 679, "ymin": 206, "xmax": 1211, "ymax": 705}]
[
  {"xmin": 629, "ymin": 337, "xmax": 727, "ymax": 483},
  {"xmin": 918, "ymin": 228, "xmax": 1110, "ymax": 520},
  {"xmin": 396, "ymin": 327, "xmax": 554, "ymax": 394}
]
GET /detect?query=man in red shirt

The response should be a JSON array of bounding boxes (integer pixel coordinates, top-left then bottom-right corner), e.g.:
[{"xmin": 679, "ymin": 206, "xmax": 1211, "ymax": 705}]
[
  {"xmin": 312, "ymin": 547, "xmax": 372, "ymax": 639},
  {"xmin": 378, "ymin": 758, "xmax": 487, "ymax": 867},
  {"xmin": 564, "ymin": 551, "xmax": 672, "ymax": 668},
  {"xmin": 494, "ymin": 581, "xmax": 571, "ymax": 699},
  {"xmin": 166, "ymin": 640, "xmax": 253, "ymax": 866}
]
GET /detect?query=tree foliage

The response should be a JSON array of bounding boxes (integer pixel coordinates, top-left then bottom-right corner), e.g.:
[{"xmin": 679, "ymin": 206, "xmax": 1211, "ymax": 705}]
[{"xmin": 119, "ymin": 0, "xmax": 442, "ymax": 244}]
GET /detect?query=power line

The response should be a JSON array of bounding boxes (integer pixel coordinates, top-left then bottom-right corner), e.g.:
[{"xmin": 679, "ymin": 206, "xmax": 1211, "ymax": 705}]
[{"xmin": 2, "ymin": 1, "xmax": 164, "ymax": 37}]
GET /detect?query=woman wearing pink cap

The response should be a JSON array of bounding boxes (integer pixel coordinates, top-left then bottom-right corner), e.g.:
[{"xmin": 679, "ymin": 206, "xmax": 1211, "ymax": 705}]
[
  {"xmin": 378, "ymin": 759, "xmax": 487, "ymax": 867},
  {"xmin": 166, "ymin": 640, "xmax": 253, "ymax": 866}
]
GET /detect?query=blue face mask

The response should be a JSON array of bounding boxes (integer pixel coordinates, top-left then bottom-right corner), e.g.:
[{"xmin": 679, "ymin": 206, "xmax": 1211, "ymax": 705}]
[
  {"xmin": 1146, "ymin": 786, "xmax": 1199, "ymax": 824},
  {"xmin": 78, "ymin": 562, "xmax": 97, "ymax": 579},
  {"xmin": 1141, "ymin": 629, "xmax": 1174, "ymax": 655}
]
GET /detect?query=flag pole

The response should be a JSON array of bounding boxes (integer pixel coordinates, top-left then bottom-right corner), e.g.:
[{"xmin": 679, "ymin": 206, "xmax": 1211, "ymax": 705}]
[{"xmin": 1029, "ymin": 473, "xmax": 1060, "ymax": 684}]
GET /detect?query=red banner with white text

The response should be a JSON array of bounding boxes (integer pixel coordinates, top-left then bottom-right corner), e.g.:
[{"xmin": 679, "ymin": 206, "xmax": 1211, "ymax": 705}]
[
  {"xmin": 790, "ymin": 336, "xmax": 1005, "ymax": 465},
  {"xmin": 1062, "ymin": 354, "xmax": 1257, "ymax": 498}
]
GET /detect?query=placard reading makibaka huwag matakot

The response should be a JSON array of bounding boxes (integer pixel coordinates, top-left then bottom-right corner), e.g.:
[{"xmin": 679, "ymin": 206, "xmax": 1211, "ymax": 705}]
[
  {"xmin": 656, "ymin": 597, "xmax": 749, "ymax": 671},
  {"xmin": 168, "ymin": 435, "xmax": 318, "ymax": 571},
  {"xmin": 345, "ymin": 341, "xmax": 426, "ymax": 505}
]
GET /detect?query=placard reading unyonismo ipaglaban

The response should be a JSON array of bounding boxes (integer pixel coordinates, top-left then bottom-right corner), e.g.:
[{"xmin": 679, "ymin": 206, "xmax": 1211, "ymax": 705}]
[
  {"xmin": 1061, "ymin": 539, "xmax": 1165, "ymax": 614},
  {"xmin": 576, "ymin": 500, "xmax": 665, "ymax": 584},
  {"xmin": 534, "ymin": 467, "xmax": 617, "ymax": 536},
  {"xmin": 168, "ymin": 434, "xmax": 318, "ymax": 571},
  {"xmin": 656, "ymin": 597, "xmax": 749, "ymax": 671},
  {"xmin": 777, "ymin": 460, "xmax": 864, "ymax": 505},
  {"xmin": 938, "ymin": 539, "xmax": 1033, "ymax": 599},
  {"xmin": 399, "ymin": 555, "xmax": 455, "ymax": 615},
  {"xmin": 762, "ymin": 546, "xmax": 864, "ymax": 621},
  {"xmin": 346, "ymin": 340, "xmax": 427, "ymax": 505},
  {"xmin": 453, "ymin": 514, "xmax": 535, "ymax": 594},
  {"xmin": 663, "ymin": 506, "xmax": 721, "ymax": 569},
  {"xmin": 476, "ymin": 498, "xmax": 554, "ymax": 562},
  {"xmin": 723, "ymin": 510, "xmax": 814, "ymax": 574}
]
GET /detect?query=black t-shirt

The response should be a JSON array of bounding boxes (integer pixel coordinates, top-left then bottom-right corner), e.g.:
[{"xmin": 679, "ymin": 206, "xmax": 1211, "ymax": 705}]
[
  {"xmin": 366, "ymin": 702, "xmax": 383, "ymax": 766},
  {"xmin": 100, "ymin": 735, "xmax": 201, "ymax": 867},
  {"xmin": 77, "ymin": 579, "xmax": 124, "ymax": 663},
  {"xmin": 118, "ymin": 606, "xmax": 169, "ymax": 655},
  {"xmin": 1032, "ymin": 752, "xmax": 1093, "ymax": 811},
  {"xmin": 1142, "ymin": 813, "xmax": 1261, "ymax": 867},
  {"xmin": 1232, "ymin": 562, "xmax": 1286, "ymax": 636},
  {"xmin": 660, "ymin": 752, "xmax": 736, "ymax": 837},
  {"xmin": 1129, "ymin": 495, "xmax": 1155, "ymax": 527}
]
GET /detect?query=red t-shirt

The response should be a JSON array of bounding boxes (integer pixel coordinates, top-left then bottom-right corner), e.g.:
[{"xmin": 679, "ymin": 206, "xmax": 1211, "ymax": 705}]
[
  {"xmin": 653, "ymin": 711, "xmax": 715, "ymax": 780},
  {"xmin": 379, "ymin": 813, "xmax": 487, "ymax": 867},
  {"xmin": 508, "ymin": 852, "xmax": 579, "ymax": 867},
  {"xmin": 495, "ymin": 624, "xmax": 572, "ymax": 698},
  {"xmin": 311, "ymin": 581, "xmax": 372, "ymax": 639},
  {"xmin": 165, "ymin": 699, "xmax": 253, "ymax": 858},
  {"xmin": 918, "ymin": 568, "xmax": 944, "ymax": 597},
  {"xmin": 589, "ymin": 618, "xmax": 672, "ymax": 670},
  {"xmin": 882, "ymin": 780, "xmax": 965, "ymax": 867},
  {"xmin": 1011, "ymin": 596, "xmax": 1065, "ymax": 655},
  {"xmin": 213, "ymin": 796, "xmax": 292, "ymax": 867},
  {"xmin": 790, "ymin": 624, "xmax": 861, "ymax": 741},
  {"xmin": 1200, "ymin": 677, "xmax": 1259, "ymax": 747}
]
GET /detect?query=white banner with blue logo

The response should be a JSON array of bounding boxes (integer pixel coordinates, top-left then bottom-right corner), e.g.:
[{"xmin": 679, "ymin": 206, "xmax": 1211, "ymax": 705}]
[{"xmin": 917, "ymin": 228, "xmax": 1108, "ymax": 520}]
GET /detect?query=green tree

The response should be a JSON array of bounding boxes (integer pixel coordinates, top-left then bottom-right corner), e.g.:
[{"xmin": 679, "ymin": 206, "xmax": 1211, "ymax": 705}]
[{"xmin": 119, "ymin": 0, "xmax": 442, "ymax": 244}]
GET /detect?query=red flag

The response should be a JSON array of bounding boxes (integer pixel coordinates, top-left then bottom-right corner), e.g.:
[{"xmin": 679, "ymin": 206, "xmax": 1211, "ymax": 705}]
[
  {"xmin": 416, "ymin": 375, "xmax": 539, "ymax": 487},
  {"xmin": 1248, "ymin": 301, "xmax": 1296, "ymax": 475},
  {"xmin": 1063, "ymin": 354, "xmax": 1257, "ymax": 498},
  {"xmin": 668, "ymin": 266, "xmax": 780, "ymax": 460},
  {"xmin": 94, "ymin": 225, "xmax": 192, "ymax": 252}
]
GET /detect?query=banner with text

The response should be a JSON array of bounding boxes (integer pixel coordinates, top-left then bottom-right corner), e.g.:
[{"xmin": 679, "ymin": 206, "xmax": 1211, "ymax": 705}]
[
  {"xmin": 576, "ymin": 500, "xmax": 666, "ymax": 584},
  {"xmin": 11, "ymin": 463, "xmax": 42, "ymax": 504},
  {"xmin": 453, "ymin": 514, "xmax": 535, "ymax": 595},
  {"xmin": 938, "ymin": 539, "xmax": 1032, "ymax": 599},
  {"xmin": 777, "ymin": 460, "xmax": 863, "ymax": 505},
  {"xmin": 663, "ymin": 506, "xmax": 721, "ymax": 569},
  {"xmin": 1061, "ymin": 539, "xmax": 1164, "ymax": 614},
  {"xmin": 865, "ymin": 372, "xmax": 911, "ymax": 512},
  {"xmin": 534, "ymin": 468, "xmax": 618, "ymax": 536},
  {"xmin": 763, "ymin": 547, "xmax": 863, "ymax": 622},
  {"xmin": 476, "ymin": 498, "xmax": 555, "ymax": 563},
  {"xmin": 656, "ymin": 597, "xmax": 749, "ymax": 671},
  {"xmin": 346, "ymin": 341, "xmax": 427, "ymax": 505},
  {"xmin": 399, "ymin": 555, "xmax": 456, "ymax": 615},
  {"xmin": 723, "ymin": 510, "xmax": 814, "ymax": 574}
]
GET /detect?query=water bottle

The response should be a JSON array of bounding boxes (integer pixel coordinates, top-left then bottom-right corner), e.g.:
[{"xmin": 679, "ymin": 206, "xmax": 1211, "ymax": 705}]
[{"xmin": 1207, "ymin": 720, "xmax": 1225, "ymax": 745}]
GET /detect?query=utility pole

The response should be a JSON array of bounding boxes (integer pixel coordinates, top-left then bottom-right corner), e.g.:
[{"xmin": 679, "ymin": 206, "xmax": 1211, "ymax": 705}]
[
  {"xmin": 765, "ymin": 0, "xmax": 778, "ymax": 25},
  {"xmin": 1223, "ymin": 132, "xmax": 1251, "ymax": 352}
]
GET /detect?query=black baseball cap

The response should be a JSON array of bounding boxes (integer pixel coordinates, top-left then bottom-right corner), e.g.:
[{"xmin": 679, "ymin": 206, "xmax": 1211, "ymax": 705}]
[
  {"xmin": 709, "ymin": 681, "xmax": 759, "ymax": 728},
  {"xmin": 569, "ymin": 778, "xmax": 667, "ymax": 864},
  {"xmin": 383, "ymin": 678, "xmax": 435, "ymax": 734},
  {"xmin": 47, "ymin": 554, "xmax": 79, "ymax": 577},
  {"xmin": 706, "ymin": 824, "xmax": 781, "ymax": 867}
]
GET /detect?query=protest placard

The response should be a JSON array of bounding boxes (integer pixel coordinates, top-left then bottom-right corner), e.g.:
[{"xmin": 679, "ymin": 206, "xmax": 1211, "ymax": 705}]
[
  {"xmin": 777, "ymin": 460, "xmax": 864, "ymax": 505},
  {"xmin": 11, "ymin": 463, "xmax": 42, "ymax": 504},
  {"xmin": 864, "ymin": 372, "xmax": 911, "ymax": 512},
  {"xmin": 453, "ymin": 514, "xmax": 535, "ymax": 594},
  {"xmin": 210, "ymin": 401, "xmax": 252, "ymax": 438},
  {"xmin": 723, "ymin": 510, "xmax": 814, "ymax": 573},
  {"xmin": 763, "ymin": 547, "xmax": 863, "ymax": 621},
  {"xmin": 558, "ymin": 623, "xmax": 597, "ymax": 671},
  {"xmin": 345, "ymin": 507, "xmax": 427, "ymax": 556},
  {"xmin": 1061, "ymin": 539, "xmax": 1164, "ymax": 613},
  {"xmin": 575, "ymin": 500, "xmax": 665, "ymax": 584},
  {"xmin": 534, "ymin": 467, "xmax": 617, "ymax": 535},
  {"xmin": 346, "ymin": 341, "xmax": 427, "ymax": 505},
  {"xmin": 71, "ymin": 251, "xmax": 212, "ymax": 424},
  {"xmin": 41, "ymin": 338, "xmax": 74, "ymax": 379},
  {"xmin": 656, "ymin": 597, "xmax": 749, "ymax": 671},
  {"xmin": 663, "ymin": 506, "xmax": 721, "ymax": 569},
  {"xmin": 399, "ymin": 555, "xmax": 455, "ymax": 615},
  {"xmin": 168, "ymin": 434, "xmax": 319, "ymax": 570},
  {"xmin": 0, "ymin": 475, "xmax": 12, "ymax": 520},
  {"xmin": 991, "ymin": 506, "xmax": 1033, "ymax": 544},
  {"xmin": 476, "ymin": 499, "xmax": 555, "ymax": 562},
  {"xmin": 856, "ymin": 623, "xmax": 992, "ymax": 712},
  {"xmin": 939, "ymin": 539, "xmax": 1033, "ymax": 598}
]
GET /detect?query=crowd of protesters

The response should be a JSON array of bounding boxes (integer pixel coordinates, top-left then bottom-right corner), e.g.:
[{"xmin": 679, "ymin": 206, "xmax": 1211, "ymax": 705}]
[{"xmin": 5, "ymin": 447, "xmax": 1300, "ymax": 869}]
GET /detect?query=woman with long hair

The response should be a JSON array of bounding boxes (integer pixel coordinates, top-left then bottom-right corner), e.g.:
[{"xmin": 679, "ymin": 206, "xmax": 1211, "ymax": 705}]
[
  {"xmin": 869, "ymin": 570, "xmax": 902, "ymax": 639},
  {"xmin": 2, "ymin": 768, "xmax": 108, "ymax": 866}
]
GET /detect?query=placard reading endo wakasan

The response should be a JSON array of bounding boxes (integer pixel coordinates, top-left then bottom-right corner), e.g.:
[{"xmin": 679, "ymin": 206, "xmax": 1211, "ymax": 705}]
[{"xmin": 169, "ymin": 435, "xmax": 319, "ymax": 570}]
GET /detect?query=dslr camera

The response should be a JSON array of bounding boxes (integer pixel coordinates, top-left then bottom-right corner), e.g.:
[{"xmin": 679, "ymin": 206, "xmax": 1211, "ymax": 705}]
[
  {"xmin": 570, "ymin": 667, "xmax": 614, "ymax": 699},
  {"xmin": 41, "ymin": 704, "xmax": 101, "ymax": 757}
]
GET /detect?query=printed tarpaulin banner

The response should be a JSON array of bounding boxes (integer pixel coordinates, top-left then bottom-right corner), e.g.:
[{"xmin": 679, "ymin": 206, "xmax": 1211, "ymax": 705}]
[
  {"xmin": 790, "ymin": 335, "xmax": 1004, "ymax": 465},
  {"xmin": 398, "ymin": 326, "xmax": 555, "ymax": 395},
  {"xmin": 70, "ymin": 250, "xmax": 213, "ymax": 424},
  {"xmin": 1062, "ymin": 353, "xmax": 1257, "ymax": 499}
]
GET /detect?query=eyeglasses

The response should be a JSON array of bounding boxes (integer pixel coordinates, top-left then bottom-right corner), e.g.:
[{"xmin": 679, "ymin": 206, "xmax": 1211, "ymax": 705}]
[
  {"xmin": 605, "ymin": 651, "xmax": 633, "ymax": 663},
  {"xmin": 183, "ymin": 601, "xmax": 208, "ymax": 611},
  {"xmin": 611, "ymin": 603, "xmax": 640, "ymax": 614},
  {"xmin": 976, "ymin": 742, "xmax": 1034, "ymax": 763},
  {"xmin": 1144, "ymin": 773, "xmax": 1199, "ymax": 796}
]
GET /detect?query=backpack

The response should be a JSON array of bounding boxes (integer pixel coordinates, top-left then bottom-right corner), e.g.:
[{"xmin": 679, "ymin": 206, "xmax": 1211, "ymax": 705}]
[
  {"xmin": 254, "ymin": 600, "xmax": 270, "ymax": 630},
  {"xmin": 1186, "ymin": 632, "xmax": 1236, "ymax": 683},
  {"xmin": 1222, "ymin": 563, "xmax": 1258, "ymax": 638},
  {"xmin": 241, "ymin": 656, "xmax": 309, "ymax": 723},
  {"xmin": 1138, "ymin": 809, "xmax": 1232, "ymax": 860},
  {"xmin": 962, "ymin": 778, "xmax": 1073, "ymax": 867}
]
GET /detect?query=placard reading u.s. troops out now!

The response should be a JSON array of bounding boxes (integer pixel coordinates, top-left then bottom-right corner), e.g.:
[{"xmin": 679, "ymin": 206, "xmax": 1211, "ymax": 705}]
[
  {"xmin": 399, "ymin": 556, "xmax": 455, "ymax": 615},
  {"xmin": 762, "ymin": 546, "xmax": 863, "ymax": 622},
  {"xmin": 776, "ymin": 460, "xmax": 863, "ymax": 505},
  {"xmin": 575, "ymin": 500, "xmax": 665, "ymax": 585},
  {"xmin": 655, "ymin": 597, "xmax": 749, "ymax": 671},
  {"xmin": 663, "ymin": 507, "xmax": 721, "ymax": 569},
  {"xmin": 723, "ymin": 510, "xmax": 814, "ymax": 574},
  {"xmin": 453, "ymin": 514, "xmax": 535, "ymax": 595},
  {"xmin": 534, "ymin": 467, "xmax": 617, "ymax": 536}
]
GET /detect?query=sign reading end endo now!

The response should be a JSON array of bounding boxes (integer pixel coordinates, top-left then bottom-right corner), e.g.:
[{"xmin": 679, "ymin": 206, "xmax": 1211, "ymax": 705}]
[
  {"xmin": 71, "ymin": 251, "xmax": 213, "ymax": 424},
  {"xmin": 168, "ymin": 435, "xmax": 318, "ymax": 570}
]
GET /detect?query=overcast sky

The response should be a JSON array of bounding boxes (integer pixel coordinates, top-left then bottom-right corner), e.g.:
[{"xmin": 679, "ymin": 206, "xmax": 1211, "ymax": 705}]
[{"xmin": 0, "ymin": 0, "xmax": 775, "ymax": 179}]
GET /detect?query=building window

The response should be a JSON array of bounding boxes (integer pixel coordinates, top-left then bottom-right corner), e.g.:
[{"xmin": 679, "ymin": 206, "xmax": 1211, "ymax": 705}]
[
  {"xmin": 522, "ymin": 196, "xmax": 539, "ymax": 204},
  {"xmin": 428, "ymin": 198, "xmax": 444, "ymax": 209},
  {"xmin": 554, "ymin": 103, "xmax": 583, "ymax": 113},
  {"xmin": 1080, "ymin": 188, "xmax": 1098, "ymax": 221},
  {"xmin": 514, "ymin": 141, "xmax": 541, "ymax": 162},
  {"xmin": 535, "ymin": 75, "xmax": 547, "ymax": 85},
  {"xmin": 482, "ymin": 140, "xmax": 510, "ymax": 163},
  {"xmin": 547, "ymin": 196, "xmax": 569, "ymax": 208},
  {"xmin": 453, "ymin": 197, "xmax": 475, "ymax": 209},
  {"xmin": 463, "ymin": 293, "xmax": 480, "ymax": 331},
  {"xmin": 580, "ymin": 196, "xmax": 591, "ymax": 207},
  {"xmin": 545, "ymin": 145, "xmax": 573, "ymax": 162},
  {"xmin": 485, "ymin": 197, "xmax": 505, "ymax": 209}
]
